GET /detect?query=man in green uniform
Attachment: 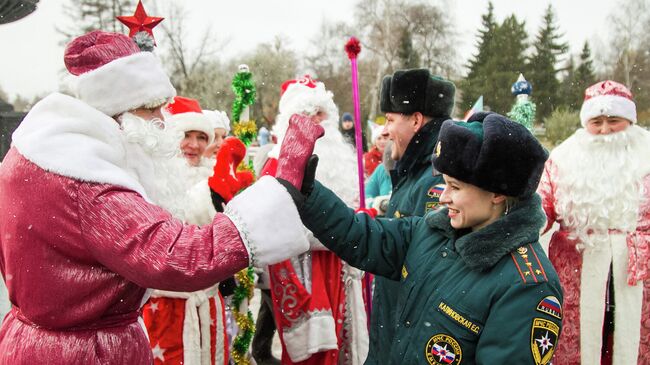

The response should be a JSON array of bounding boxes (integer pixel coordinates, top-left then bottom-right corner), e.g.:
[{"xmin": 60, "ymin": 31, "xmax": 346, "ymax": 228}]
[{"xmin": 370, "ymin": 69, "xmax": 455, "ymax": 365}]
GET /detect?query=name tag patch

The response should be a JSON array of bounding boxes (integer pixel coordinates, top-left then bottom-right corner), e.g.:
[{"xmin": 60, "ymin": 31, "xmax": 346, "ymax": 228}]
[{"xmin": 437, "ymin": 301, "xmax": 482, "ymax": 335}]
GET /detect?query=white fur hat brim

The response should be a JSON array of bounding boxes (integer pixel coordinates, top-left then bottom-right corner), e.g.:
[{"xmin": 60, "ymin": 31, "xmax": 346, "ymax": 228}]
[
  {"xmin": 75, "ymin": 52, "xmax": 176, "ymax": 117},
  {"xmin": 168, "ymin": 112, "xmax": 215, "ymax": 144},
  {"xmin": 580, "ymin": 94, "xmax": 637, "ymax": 127}
]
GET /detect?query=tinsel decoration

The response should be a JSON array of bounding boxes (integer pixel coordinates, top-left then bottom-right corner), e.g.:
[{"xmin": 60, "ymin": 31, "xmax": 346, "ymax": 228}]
[
  {"xmin": 230, "ymin": 267, "xmax": 255, "ymax": 365},
  {"xmin": 232, "ymin": 120, "xmax": 257, "ymax": 146},
  {"xmin": 132, "ymin": 31, "xmax": 155, "ymax": 52},
  {"xmin": 508, "ymin": 73, "xmax": 536, "ymax": 132},
  {"xmin": 230, "ymin": 64, "xmax": 257, "ymax": 364},
  {"xmin": 508, "ymin": 100, "xmax": 536, "ymax": 132},
  {"xmin": 231, "ymin": 66, "xmax": 257, "ymax": 124}
]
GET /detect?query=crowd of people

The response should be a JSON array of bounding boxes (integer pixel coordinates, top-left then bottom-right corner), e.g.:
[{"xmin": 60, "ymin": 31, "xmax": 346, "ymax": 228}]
[{"xmin": 0, "ymin": 28, "xmax": 648, "ymax": 365}]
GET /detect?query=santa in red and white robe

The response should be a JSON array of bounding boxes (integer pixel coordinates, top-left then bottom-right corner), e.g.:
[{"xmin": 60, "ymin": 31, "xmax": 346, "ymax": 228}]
[
  {"xmin": 538, "ymin": 81, "xmax": 650, "ymax": 364},
  {"xmin": 142, "ymin": 97, "xmax": 230, "ymax": 365},
  {"xmin": 260, "ymin": 76, "xmax": 369, "ymax": 365}
]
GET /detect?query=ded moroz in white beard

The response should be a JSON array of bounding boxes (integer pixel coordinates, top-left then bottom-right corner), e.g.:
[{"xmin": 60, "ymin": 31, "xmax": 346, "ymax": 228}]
[
  {"xmin": 119, "ymin": 112, "xmax": 189, "ymax": 218},
  {"xmin": 272, "ymin": 96, "xmax": 359, "ymax": 207},
  {"xmin": 552, "ymin": 125, "xmax": 650, "ymax": 249}
]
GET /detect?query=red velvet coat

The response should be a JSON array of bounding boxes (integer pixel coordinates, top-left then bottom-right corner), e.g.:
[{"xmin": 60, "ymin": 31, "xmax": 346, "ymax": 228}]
[{"xmin": 0, "ymin": 149, "xmax": 250, "ymax": 364}]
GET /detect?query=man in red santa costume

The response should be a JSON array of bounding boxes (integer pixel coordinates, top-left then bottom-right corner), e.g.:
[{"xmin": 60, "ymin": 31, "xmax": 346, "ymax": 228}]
[
  {"xmin": 538, "ymin": 80, "xmax": 650, "ymax": 364},
  {"xmin": 0, "ymin": 30, "xmax": 311, "ymax": 365},
  {"xmin": 260, "ymin": 75, "xmax": 369, "ymax": 365},
  {"xmin": 143, "ymin": 96, "xmax": 233, "ymax": 365}
]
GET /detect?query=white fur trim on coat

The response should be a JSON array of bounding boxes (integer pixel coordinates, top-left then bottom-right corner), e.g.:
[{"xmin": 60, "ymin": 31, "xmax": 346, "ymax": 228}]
[
  {"xmin": 282, "ymin": 311, "xmax": 338, "ymax": 362},
  {"xmin": 224, "ymin": 176, "xmax": 309, "ymax": 267},
  {"xmin": 11, "ymin": 93, "xmax": 151, "ymax": 201},
  {"xmin": 168, "ymin": 112, "xmax": 215, "ymax": 144},
  {"xmin": 75, "ymin": 52, "xmax": 176, "ymax": 117},
  {"xmin": 579, "ymin": 233, "xmax": 643, "ymax": 364},
  {"xmin": 580, "ymin": 94, "xmax": 637, "ymax": 126}
]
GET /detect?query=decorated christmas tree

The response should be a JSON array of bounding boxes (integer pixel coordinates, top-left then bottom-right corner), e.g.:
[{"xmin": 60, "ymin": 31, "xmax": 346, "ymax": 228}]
[{"xmin": 508, "ymin": 73, "xmax": 536, "ymax": 132}]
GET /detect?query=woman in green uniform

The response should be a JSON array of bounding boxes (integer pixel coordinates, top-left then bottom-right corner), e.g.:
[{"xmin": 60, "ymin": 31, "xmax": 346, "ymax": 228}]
[{"xmin": 276, "ymin": 111, "xmax": 563, "ymax": 365}]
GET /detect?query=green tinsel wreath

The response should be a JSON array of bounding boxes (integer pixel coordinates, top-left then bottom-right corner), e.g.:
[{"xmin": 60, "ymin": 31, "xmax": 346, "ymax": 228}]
[{"xmin": 231, "ymin": 71, "xmax": 257, "ymax": 123}]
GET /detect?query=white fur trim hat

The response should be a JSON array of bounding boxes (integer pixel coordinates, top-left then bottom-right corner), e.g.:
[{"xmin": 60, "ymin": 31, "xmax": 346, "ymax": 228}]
[
  {"xmin": 165, "ymin": 96, "xmax": 214, "ymax": 144},
  {"xmin": 64, "ymin": 30, "xmax": 176, "ymax": 117},
  {"xmin": 580, "ymin": 80, "xmax": 637, "ymax": 127},
  {"xmin": 279, "ymin": 75, "xmax": 337, "ymax": 119},
  {"xmin": 203, "ymin": 109, "xmax": 231, "ymax": 134}
]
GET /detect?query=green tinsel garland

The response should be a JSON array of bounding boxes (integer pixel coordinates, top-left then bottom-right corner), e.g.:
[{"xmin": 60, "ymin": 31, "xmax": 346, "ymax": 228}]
[
  {"xmin": 508, "ymin": 99, "xmax": 536, "ymax": 132},
  {"xmin": 230, "ymin": 251, "xmax": 255, "ymax": 364},
  {"xmin": 231, "ymin": 71, "xmax": 257, "ymax": 123}
]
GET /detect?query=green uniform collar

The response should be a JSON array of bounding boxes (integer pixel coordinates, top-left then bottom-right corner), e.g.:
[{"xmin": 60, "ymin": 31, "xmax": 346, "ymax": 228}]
[{"xmin": 425, "ymin": 194, "xmax": 546, "ymax": 271}]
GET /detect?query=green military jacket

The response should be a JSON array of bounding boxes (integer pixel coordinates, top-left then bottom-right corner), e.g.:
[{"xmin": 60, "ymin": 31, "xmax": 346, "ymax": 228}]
[
  {"xmin": 301, "ymin": 182, "xmax": 563, "ymax": 365},
  {"xmin": 371, "ymin": 118, "xmax": 446, "ymax": 364}
]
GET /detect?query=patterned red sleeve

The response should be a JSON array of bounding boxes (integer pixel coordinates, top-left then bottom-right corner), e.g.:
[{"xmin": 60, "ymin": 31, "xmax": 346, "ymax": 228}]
[
  {"xmin": 537, "ymin": 159, "xmax": 558, "ymax": 235},
  {"xmin": 77, "ymin": 183, "xmax": 250, "ymax": 292}
]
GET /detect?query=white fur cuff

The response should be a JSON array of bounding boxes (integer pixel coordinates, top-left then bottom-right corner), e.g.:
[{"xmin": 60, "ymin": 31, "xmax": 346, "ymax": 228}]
[
  {"xmin": 224, "ymin": 176, "xmax": 309, "ymax": 267},
  {"xmin": 282, "ymin": 311, "xmax": 338, "ymax": 362},
  {"xmin": 76, "ymin": 52, "xmax": 176, "ymax": 117}
]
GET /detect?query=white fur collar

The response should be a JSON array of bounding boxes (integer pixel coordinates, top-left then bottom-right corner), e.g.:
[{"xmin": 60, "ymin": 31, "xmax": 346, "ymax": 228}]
[{"xmin": 12, "ymin": 93, "xmax": 150, "ymax": 201}]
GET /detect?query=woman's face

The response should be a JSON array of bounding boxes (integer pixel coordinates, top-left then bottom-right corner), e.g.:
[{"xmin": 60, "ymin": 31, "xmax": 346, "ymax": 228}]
[
  {"xmin": 180, "ymin": 130, "xmax": 209, "ymax": 166},
  {"xmin": 438, "ymin": 175, "xmax": 505, "ymax": 231},
  {"xmin": 375, "ymin": 134, "xmax": 388, "ymax": 153},
  {"xmin": 203, "ymin": 128, "xmax": 228, "ymax": 158}
]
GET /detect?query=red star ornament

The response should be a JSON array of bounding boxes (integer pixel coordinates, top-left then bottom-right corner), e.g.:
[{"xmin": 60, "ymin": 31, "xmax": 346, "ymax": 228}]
[{"xmin": 117, "ymin": 0, "xmax": 163, "ymax": 44}]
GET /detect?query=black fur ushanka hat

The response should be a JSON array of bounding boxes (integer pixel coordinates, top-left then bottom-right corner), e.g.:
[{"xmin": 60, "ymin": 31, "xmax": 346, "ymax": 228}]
[
  {"xmin": 432, "ymin": 112, "xmax": 548, "ymax": 198},
  {"xmin": 380, "ymin": 68, "xmax": 455, "ymax": 118}
]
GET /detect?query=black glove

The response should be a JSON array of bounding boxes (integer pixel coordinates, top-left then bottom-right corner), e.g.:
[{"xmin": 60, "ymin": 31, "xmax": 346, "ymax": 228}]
[
  {"xmin": 218, "ymin": 276, "xmax": 237, "ymax": 297},
  {"xmin": 210, "ymin": 189, "xmax": 226, "ymax": 213},
  {"xmin": 277, "ymin": 154, "xmax": 319, "ymax": 209}
]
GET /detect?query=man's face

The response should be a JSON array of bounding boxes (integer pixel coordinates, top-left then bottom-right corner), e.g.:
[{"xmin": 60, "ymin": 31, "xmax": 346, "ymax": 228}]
[
  {"xmin": 203, "ymin": 128, "xmax": 228, "ymax": 158},
  {"xmin": 383, "ymin": 112, "xmax": 420, "ymax": 161},
  {"xmin": 130, "ymin": 105, "xmax": 165, "ymax": 123},
  {"xmin": 586, "ymin": 116, "xmax": 631, "ymax": 135},
  {"xmin": 342, "ymin": 120, "xmax": 354, "ymax": 130},
  {"xmin": 180, "ymin": 130, "xmax": 209, "ymax": 166}
]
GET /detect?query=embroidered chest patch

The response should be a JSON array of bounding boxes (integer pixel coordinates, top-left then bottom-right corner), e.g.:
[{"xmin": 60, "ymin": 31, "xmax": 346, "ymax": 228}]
[
  {"xmin": 536, "ymin": 296, "xmax": 562, "ymax": 319},
  {"xmin": 437, "ymin": 302, "xmax": 482, "ymax": 335},
  {"xmin": 425, "ymin": 333, "xmax": 462, "ymax": 365},
  {"xmin": 531, "ymin": 318, "xmax": 559, "ymax": 365},
  {"xmin": 427, "ymin": 184, "xmax": 445, "ymax": 198}
]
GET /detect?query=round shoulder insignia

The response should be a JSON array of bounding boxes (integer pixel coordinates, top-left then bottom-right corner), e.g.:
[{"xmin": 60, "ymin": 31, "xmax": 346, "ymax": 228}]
[
  {"xmin": 425, "ymin": 333, "xmax": 463, "ymax": 365},
  {"xmin": 517, "ymin": 246, "xmax": 528, "ymax": 255}
]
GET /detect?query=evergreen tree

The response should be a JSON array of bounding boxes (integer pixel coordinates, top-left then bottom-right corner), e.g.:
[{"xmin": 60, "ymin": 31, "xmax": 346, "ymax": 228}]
[
  {"xmin": 558, "ymin": 56, "xmax": 578, "ymax": 110},
  {"xmin": 461, "ymin": 2, "xmax": 498, "ymax": 111},
  {"xmin": 397, "ymin": 27, "xmax": 420, "ymax": 69},
  {"xmin": 462, "ymin": 10, "xmax": 528, "ymax": 115},
  {"xmin": 568, "ymin": 42, "xmax": 596, "ymax": 109},
  {"xmin": 527, "ymin": 4, "xmax": 569, "ymax": 122}
]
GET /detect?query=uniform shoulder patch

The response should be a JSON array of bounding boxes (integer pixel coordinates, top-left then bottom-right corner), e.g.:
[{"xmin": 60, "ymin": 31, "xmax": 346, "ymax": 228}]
[
  {"xmin": 536, "ymin": 296, "xmax": 562, "ymax": 319},
  {"xmin": 510, "ymin": 244, "xmax": 548, "ymax": 285},
  {"xmin": 531, "ymin": 318, "xmax": 559, "ymax": 365},
  {"xmin": 425, "ymin": 333, "xmax": 462, "ymax": 365}
]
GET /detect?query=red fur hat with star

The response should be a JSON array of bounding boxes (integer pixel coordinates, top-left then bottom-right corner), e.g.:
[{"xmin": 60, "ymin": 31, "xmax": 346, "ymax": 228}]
[{"xmin": 64, "ymin": 30, "xmax": 176, "ymax": 117}]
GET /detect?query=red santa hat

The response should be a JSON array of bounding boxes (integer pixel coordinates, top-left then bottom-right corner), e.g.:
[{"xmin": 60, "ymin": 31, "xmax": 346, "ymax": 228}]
[
  {"xmin": 165, "ymin": 96, "xmax": 214, "ymax": 144},
  {"xmin": 580, "ymin": 80, "xmax": 637, "ymax": 127},
  {"xmin": 64, "ymin": 30, "xmax": 176, "ymax": 117}
]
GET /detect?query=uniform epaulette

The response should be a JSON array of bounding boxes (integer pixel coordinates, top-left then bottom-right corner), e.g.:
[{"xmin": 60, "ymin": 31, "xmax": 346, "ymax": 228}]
[{"xmin": 510, "ymin": 244, "xmax": 548, "ymax": 285}]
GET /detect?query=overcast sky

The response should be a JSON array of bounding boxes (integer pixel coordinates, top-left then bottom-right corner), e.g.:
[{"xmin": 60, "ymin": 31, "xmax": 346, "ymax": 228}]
[{"xmin": 0, "ymin": 0, "xmax": 617, "ymax": 100}]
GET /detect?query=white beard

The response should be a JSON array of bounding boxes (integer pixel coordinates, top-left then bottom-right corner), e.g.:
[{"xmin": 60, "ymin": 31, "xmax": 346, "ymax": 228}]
[
  {"xmin": 272, "ymin": 108, "xmax": 359, "ymax": 207},
  {"xmin": 119, "ymin": 113, "xmax": 189, "ymax": 218},
  {"xmin": 552, "ymin": 126, "xmax": 650, "ymax": 248}
]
